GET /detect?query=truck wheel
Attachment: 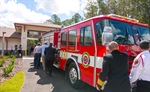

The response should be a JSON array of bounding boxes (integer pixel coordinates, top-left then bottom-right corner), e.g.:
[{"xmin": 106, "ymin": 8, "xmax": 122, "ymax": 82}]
[{"xmin": 66, "ymin": 62, "xmax": 84, "ymax": 89}]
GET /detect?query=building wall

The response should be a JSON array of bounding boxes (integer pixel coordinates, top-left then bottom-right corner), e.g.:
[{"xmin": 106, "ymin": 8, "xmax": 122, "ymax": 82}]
[
  {"xmin": 0, "ymin": 38, "xmax": 21, "ymax": 54},
  {"xmin": 1, "ymin": 24, "xmax": 61, "ymax": 55},
  {"xmin": 0, "ymin": 38, "xmax": 6, "ymax": 52},
  {"xmin": 7, "ymin": 38, "xmax": 21, "ymax": 50}
]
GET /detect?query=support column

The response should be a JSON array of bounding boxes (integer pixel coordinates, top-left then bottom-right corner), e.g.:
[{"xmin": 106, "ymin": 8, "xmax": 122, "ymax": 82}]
[
  {"xmin": 21, "ymin": 25, "xmax": 27, "ymax": 56},
  {"xmin": 2, "ymin": 32, "xmax": 6, "ymax": 56}
]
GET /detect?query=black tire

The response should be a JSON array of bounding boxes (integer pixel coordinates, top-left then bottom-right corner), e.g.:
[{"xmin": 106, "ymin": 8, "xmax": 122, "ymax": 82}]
[{"xmin": 66, "ymin": 62, "xmax": 85, "ymax": 89}]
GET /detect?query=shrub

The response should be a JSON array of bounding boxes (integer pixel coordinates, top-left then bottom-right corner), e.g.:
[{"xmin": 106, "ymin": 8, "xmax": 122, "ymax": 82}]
[
  {"xmin": 11, "ymin": 55, "xmax": 17, "ymax": 59},
  {"xmin": 9, "ymin": 55, "xmax": 12, "ymax": 58},
  {"xmin": 3, "ymin": 68, "xmax": 9, "ymax": 75},
  {"xmin": 0, "ymin": 55, "xmax": 3, "ymax": 59},
  {"xmin": 4, "ymin": 56, "xmax": 9, "ymax": 60},
  {"xmin": 10, "ymin": 58, "xmax": 15, "ymax": 64},
  {"xmin": 0, "ymin": 71, "xmax": 24, "ymax": 92},
  {"xmin": 13, "ymin": 55, "xmax": 17, "ymax": 58},
  {"xmin": 8, "ymin": 64, "xmax": 14, "ymax": 72},
  {"xmin": 10, "ymin": 55, "xmax": 16, "ymax": 64},
  {"xmin": 2, "ymin": 64, "xmax": 14, "ymax": 76},
  {"xmin": 0, "ymin": 60, "xmax": 4, "ymax": 67}
]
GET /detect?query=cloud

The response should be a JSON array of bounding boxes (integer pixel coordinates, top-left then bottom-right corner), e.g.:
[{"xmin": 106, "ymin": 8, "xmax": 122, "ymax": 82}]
[
  {"xmin": 34, "ymin": 0, "xmax": 81, "ymax": 15},
  {"xmin": 0, "ymin": 0, "xmax": 94, "ymax": 28},
  {"xmin": 0, "ymin": 0, "xmax": 50, "ymax": 28}
]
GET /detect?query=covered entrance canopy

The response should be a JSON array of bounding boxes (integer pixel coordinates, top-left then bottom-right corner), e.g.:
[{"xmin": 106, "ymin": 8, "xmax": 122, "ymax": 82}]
[{"xmin": 14, "ymin": 23, "xmax": 61, "ymax": 55}]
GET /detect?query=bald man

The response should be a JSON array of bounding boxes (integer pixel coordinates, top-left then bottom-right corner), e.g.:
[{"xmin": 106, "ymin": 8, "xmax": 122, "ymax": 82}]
[{"xmin": 96, "ymin": 41, "xmax": 131, "ymax": 92}]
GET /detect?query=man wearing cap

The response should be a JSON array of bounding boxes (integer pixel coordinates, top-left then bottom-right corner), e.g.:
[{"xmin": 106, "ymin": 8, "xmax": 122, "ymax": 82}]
[
  {"xmin": 41, "ymin": 42, "xmax": 48, "ymax": 70},
  {"xmin": 96, "ymin": 41, "xmax": 131, "ymax": 92},
  {"xmin": 130, "ymin": 40, "xmax": 150, "ymax": 92},
  {"xmin": 33, "ymin": 43, "xmax": 42, "ymax": 69}
]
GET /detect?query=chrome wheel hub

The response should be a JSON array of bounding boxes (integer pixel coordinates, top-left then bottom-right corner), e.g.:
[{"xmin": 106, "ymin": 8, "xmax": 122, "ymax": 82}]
[{"xmin": 69, "ymin": 67, "xmax": 77, "ymax": 84}]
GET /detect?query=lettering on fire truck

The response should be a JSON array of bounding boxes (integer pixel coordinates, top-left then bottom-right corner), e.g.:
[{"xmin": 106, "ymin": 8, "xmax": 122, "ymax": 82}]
[{"xmin": 60, "ymin": 50, "xmax": 66, "ymax": 60}]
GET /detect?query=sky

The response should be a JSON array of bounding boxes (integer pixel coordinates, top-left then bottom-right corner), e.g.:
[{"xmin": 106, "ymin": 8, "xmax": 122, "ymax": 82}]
[{"xmin": 0, "ymin": 0, "xmax": 89, "ymax": 28}]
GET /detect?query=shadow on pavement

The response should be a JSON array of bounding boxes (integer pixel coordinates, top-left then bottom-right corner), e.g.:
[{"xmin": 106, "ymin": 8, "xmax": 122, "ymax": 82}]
[{"xmin": 27, "ymin": 62, "xmax": 99, "ymax": 92}]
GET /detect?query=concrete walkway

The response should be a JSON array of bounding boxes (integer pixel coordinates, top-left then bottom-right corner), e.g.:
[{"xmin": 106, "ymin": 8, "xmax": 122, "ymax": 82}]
[{"xmin": 21, "ymin": 57, "xmax": 54, "ymax": 92}]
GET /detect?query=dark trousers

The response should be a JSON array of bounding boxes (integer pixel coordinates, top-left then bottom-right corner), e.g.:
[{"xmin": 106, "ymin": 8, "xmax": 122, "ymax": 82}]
[
  {"xmin": 132, "ymin": 80, "xmax": 150, "ymax": 92},
  {"xmin": 18, "ymin": 50, "xmax": 22, "ymax": 58},
  {"xmin": 34, "ymin": 53, "xmax": 41, "ymax": 69},
  {"xmin": 135, "ymin": 87, "xmax": 150, "ymax": 92},
  {"xmin": 45, "ymin": 59, "xmax": 54, "ymax": 75},
  {"xmin": 10, "ymin": 50, "xmax": 13, "ymax": 55}
]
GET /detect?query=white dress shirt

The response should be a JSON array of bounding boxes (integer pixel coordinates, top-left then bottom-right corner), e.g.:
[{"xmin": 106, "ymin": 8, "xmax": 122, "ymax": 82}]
[
  {"xmin": 42, "ymin": 44, "xmax": 48, "ymax": 55},
  {"xmin": 130, "ymin": 50, "xmax": 150, "ymax": 84},
  {"xmin": 34, "ymin": 45, "xmax": 42, "ymax": 54}
]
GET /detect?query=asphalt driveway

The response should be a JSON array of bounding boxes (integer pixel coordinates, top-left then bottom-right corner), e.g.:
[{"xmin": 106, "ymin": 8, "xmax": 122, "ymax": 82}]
[{"xmin": 21, "ymin": 56, "xmax": 98, "ymax": 92}]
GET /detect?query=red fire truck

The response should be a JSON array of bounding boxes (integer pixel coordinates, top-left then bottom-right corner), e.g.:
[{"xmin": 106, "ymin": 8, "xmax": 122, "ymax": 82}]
[{"xmin": 42, "ymin": 14, "xmax": 150, "ymax": 89}]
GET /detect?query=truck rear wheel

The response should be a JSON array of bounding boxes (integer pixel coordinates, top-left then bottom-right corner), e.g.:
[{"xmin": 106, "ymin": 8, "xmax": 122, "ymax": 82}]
[{"xmin": 66, "ymin": 62, "xmax": 85, "ymax": 89}]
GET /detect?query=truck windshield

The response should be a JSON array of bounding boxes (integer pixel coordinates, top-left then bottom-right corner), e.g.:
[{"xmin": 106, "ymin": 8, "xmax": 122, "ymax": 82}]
[
  {"xmin": 132, "ymin": 25, "xmax": 150, "ymax": 45},
  {"xmin": 95, "ymin": 19, "xmax": 134, "ymax": 45}
]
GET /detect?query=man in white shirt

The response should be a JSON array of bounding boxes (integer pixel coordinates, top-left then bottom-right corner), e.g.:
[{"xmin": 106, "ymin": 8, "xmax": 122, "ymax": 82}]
[
  {"xmin": 33, "ymin": 43, "xmax": 42, "ymax": 69},
  {"xmin": 130, "ymin": 40, "xmax": 150, "ymax": 92},
  {"xmin": 41, "ymin": 42, "xmax": 48, "ymax": 70}
]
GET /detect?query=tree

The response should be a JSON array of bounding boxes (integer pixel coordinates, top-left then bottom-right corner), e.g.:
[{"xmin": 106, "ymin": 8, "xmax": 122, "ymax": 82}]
[
  {"xmin": 61, "ymin": 13, "xmax": 83, "ymax": 26},
  {"xmin": 44, "ymin": 14, "xmax": 61, "ymax": 25},
  {"xmin": 51, "ymin": 14, "xmax": 62, "ymax": 25},
  {"xmin": 72, "ymin": 13, "xmax": 83, "ymax": 23},
  {"xmin": 44, "ymin": 19, "xmax": 53, "ymax": 24},
  {"xmin": 130, "ymin": 0, "xmax": 150, "ymax": 25},
  {"xmin": 97, "ymin": 0, "xmax": 109, "ymax": 15},
  {"xmin": 61, "ymin": 20, "xmax": 68, "ymax": 27},
  {"xmin": 62, "ymin": 19, "xmax": 74, "ymax": 27},
  {"xmin": 97, "ymin": 0, "xmax": 150, "ymax": 25},
  {"xmin": 84, "ymin": 0, "xmax": 98, "ymax": 19},
  {"xmin": 106, "ymin": 0, "xmax": 131, "ymax": 16},
  {"xmin": 27, "ymin": 40, "xmax": 36, "ymax": 47}
]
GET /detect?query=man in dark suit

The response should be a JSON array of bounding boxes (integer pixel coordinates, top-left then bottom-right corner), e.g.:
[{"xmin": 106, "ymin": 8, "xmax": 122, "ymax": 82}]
[
  {"xmin": 96, "ymin": 41, "xmax": 131, "ymax": 92},
  {"xmin": 44, "ymin": 43, "xmax": 56, "ymax": 76}
]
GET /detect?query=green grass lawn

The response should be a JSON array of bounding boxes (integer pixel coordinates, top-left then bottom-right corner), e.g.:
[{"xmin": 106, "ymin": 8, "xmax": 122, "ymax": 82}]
[{"xmin": 0, "ymin": 71, "xmax": 24, "ymax": 92}]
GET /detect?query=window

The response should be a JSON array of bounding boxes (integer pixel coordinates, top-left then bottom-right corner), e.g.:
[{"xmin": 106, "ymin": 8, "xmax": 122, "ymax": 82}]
[
  {"xmin": 80, "ymin": 26, "xmax": 92, "ymax": 45},
  {"xmin": 61, "ymin": 32, "xmax": 67, "ymax": 45},
  {"xmin": 95, "ymin": 20, "xmax": 106, "ymax": 44},
  {"xmin": 69, "ymin": 30, "xmax": 76, "ymax": 45},
  {"xmin": 132, "ymin": 25, "xmax": 150, "ymax": 45},
  {"xmin": 95, "ymin": 19, "xmax": 134, "ymax": 45}
]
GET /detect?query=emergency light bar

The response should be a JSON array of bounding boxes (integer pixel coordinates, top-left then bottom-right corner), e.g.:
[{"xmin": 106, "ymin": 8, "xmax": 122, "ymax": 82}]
[{"xmin": 108, "ymin": 14, "xmax": 139, "ymax": 23}]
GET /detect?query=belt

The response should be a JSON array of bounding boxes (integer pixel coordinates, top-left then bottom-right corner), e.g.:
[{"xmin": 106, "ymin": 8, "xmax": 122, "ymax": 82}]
[
  {"xmin": 35, "ymin": 53, "xmax": 41, "ymax": 54},
  {"xmin": 137, "ymin": 80, "xmax": 150, "ymax": 87}
]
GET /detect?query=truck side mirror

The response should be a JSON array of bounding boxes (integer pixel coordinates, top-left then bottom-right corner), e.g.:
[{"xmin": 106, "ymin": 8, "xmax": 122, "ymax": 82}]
[{"xmin": 102, "ymin": 26, "xmax": 113, "ymax": 45}]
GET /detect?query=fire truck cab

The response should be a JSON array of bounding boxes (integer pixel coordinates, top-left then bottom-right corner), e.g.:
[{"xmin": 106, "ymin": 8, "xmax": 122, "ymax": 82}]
[{"xmin": 42, "ymin": 14, "xmax": 150, "ymax": 89}]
